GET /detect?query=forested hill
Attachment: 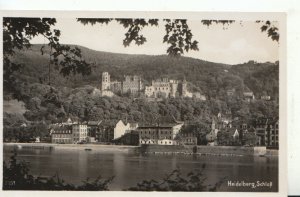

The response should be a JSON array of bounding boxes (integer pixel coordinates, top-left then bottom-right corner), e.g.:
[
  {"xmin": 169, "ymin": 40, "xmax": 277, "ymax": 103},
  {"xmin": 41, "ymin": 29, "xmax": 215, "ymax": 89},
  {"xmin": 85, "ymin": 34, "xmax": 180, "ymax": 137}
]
[{"xmin": 10, "ymin": 44, "xmax": 279, "ymax": 100}]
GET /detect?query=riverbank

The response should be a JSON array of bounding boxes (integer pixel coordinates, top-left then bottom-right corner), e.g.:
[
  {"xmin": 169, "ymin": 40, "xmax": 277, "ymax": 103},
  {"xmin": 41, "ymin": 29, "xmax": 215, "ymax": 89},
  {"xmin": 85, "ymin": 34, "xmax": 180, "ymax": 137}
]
[
  {"xmin": 4, "ymin": 143, "xmax": 278, "ymax": 156},
  {"xmin": 140, "ymin": 144, "xmax": 278, "ymax": 156},
  {"xmin": 3, "ymin": 143, "xmax": 140, "ymax": 153}
]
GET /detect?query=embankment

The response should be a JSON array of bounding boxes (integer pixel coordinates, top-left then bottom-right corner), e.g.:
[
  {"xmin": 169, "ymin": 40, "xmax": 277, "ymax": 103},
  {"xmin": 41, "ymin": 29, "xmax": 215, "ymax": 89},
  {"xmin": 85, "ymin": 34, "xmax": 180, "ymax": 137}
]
[
  {"xmin": 4, "ymin": 143, "xmax": 278, "ymax": 156},
  {"xmin": 4, "ymin": 143, "xmax": 140, "ymax": 153},
  {"xmin": 140, "ymin": 144, "xmax": 271, "ymax": 156}
]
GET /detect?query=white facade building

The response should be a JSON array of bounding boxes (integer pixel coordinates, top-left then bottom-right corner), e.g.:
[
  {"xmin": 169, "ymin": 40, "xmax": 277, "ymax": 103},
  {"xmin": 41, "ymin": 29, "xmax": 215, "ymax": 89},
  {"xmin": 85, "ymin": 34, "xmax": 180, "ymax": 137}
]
[
  {"xmin": 114, "ymin": 120, "xmax": 131, "ymax": 140},
  {"xmin": 72, "ymin": 124, "xmax": 88, "ymax": 143}
]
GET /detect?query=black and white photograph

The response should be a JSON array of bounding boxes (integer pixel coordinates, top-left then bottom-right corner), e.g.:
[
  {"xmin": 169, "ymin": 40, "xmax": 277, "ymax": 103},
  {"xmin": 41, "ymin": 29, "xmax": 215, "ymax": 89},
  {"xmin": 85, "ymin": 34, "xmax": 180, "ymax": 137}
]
[{"xmin": 1, "ymin": 10, "xmax": 286, "ymax": 194}]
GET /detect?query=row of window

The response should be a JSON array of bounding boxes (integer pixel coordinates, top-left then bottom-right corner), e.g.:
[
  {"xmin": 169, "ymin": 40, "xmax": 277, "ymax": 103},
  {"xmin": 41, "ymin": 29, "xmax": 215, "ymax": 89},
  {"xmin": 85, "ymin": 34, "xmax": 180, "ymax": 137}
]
[
  {"xmin": 52, "ymin": 130, "xmax": 72, "ymax": 134},
  {"xmin": 184, "ymin": 138, "xmax": 196, "ymax": 143},
  {"xmin": 271, "ymin": 136, "xmax": 279, "ymax": 140},
  {"xmin": 73, "ymin": 133, "xmax": 87, "ymax": 137},
  {"xmin": 155, "ymin": 87, "xmax": 169, "ymax": 91},
  {"xmin": 140, "ymin": 130, "xmax": 173, "ymax": 135},
  {"xmin": 53, "ymin": 139, "xmax": 72, "ymax": 143},
  {"xmin": 140, "ymin": 140, "xmax": 180, "ymax": 145},
  {"xmin": 53, "ymin": 134, "xmax": 72, "ymax": 138}
]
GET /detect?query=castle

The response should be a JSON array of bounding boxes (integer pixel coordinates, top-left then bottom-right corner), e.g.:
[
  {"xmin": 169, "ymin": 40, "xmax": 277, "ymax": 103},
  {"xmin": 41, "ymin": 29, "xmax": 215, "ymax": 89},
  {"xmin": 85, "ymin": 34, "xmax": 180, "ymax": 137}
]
[
  {"xmin": 145, "ymin": 78, "xmax": 192, "ymax": 98},
  {"xmin": 101, "ymin": 72, "xmax": 143, "ymax": 97},
  {"xmin": 100, "ymin": 72, "xmax": 205, "ymax": 100}
]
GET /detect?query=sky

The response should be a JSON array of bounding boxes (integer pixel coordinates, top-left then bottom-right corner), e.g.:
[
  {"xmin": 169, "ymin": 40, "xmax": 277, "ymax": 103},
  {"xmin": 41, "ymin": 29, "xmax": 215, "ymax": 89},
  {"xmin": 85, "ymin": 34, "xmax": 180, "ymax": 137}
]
[{"xmin": 31, "ymin": 18, "xmax": 279, "ymax": 65}]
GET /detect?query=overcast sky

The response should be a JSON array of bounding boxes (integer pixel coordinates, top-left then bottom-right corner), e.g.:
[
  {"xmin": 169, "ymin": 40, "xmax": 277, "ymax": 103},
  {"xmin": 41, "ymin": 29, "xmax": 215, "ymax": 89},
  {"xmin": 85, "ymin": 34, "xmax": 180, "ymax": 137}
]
[{"xmin": 31, "ymin": 18, "xmax": 279, "ymax": 65}]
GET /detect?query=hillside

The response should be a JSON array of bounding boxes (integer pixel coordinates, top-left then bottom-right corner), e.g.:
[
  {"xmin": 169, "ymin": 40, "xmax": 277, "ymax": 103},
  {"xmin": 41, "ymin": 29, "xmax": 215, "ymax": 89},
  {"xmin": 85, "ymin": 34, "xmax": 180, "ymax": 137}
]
[
  {"xmin": 3, "ymin": 44, "xmax": 279, "ymax": 141},
  {"xmin": 10, "ymin": 44, "xmax": 278, "ymax": 100}
]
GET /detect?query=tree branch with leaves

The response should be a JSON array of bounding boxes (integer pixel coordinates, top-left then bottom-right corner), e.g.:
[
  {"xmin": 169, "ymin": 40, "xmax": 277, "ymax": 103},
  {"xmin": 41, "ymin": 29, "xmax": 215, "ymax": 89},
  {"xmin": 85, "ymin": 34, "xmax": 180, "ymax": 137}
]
[{"xmin": 3, "ymin": 17, "xmax": 91, "ymax": 96}]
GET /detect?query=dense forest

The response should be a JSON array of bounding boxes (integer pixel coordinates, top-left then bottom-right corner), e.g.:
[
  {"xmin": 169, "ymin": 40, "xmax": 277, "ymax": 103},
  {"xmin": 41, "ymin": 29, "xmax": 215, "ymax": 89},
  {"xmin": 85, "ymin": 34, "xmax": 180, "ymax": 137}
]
[
  {"xmin": 3, "ymin": 44, "xmax": 279, "ymax": 141},
  {"xmin": 8, "ymin": 45, "xmax": 279, "ymax": 98}
]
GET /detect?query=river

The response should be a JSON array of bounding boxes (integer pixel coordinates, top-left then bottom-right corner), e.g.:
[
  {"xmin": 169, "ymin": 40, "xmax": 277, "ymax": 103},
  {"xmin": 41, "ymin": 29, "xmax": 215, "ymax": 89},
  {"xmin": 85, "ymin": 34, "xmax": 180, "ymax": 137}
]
[{"xmin": 3, "ymin": 145, "xmax": 278, "ymax": 192}]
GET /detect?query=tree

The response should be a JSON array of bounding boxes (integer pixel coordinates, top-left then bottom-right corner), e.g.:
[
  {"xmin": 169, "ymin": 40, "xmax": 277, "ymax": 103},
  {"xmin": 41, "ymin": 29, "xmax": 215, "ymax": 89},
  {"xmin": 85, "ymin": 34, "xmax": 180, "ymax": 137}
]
[
  {"xmin": 242, "ymin": 132, "xmax": 258, "ymax": 146},
  {"xmin": 127, "ymin": 166, "xmax": 224, "ymax": 191},
  {"xmin": 4, "ymin": 17, "xmax": 279, "ymax": 99},
  {"xmin": 3, "ymin": 17, "xmax": 91, "ymax": 97},
  {"xmin": 77, "ymin": 19, "xmax": 279, "ymax": 56}
]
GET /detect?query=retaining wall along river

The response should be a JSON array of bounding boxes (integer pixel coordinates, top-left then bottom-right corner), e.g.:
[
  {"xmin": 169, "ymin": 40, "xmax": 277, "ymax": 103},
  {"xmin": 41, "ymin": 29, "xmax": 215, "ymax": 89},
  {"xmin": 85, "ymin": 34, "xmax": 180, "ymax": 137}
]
[
  {"xmin": 140, "ymin": 144, "xmax": 268, "ymax": 156},
  {"xmin": 4, "ymin": 143, "xmax": 274, "ymax": 156}
]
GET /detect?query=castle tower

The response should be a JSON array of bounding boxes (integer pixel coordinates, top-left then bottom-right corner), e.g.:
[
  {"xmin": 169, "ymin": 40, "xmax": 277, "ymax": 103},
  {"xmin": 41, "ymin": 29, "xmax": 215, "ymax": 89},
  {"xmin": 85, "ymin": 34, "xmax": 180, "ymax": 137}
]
[
  {"xmin": 102, "ymin": 72, "xmax": 110, "ymax": 91},
  {"xmin": 170, "ymin": 80, "xmax": 178, "ymax": 98}
]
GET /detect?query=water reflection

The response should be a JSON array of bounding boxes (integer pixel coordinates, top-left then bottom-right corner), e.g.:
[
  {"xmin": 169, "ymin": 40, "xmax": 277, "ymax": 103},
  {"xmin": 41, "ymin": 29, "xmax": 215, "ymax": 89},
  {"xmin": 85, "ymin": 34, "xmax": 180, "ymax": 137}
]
[{"xmin": 3, "ymin": 146, "xmax": 278, "ymax": 191}]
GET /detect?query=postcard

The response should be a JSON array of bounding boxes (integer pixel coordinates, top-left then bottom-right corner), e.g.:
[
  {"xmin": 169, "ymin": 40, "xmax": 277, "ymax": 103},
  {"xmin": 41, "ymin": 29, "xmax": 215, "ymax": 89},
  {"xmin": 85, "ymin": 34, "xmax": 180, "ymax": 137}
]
[{"xmin": 0, "ymin": 10, "xmax": 287, "ymax": 197}]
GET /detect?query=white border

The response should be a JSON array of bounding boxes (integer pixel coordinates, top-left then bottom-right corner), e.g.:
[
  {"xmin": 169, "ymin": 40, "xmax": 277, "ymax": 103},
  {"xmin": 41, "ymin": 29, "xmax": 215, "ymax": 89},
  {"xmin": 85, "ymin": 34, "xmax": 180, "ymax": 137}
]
[{"xmin": 0, "ymin": 0, "xmax": 296, "ymax": 196}]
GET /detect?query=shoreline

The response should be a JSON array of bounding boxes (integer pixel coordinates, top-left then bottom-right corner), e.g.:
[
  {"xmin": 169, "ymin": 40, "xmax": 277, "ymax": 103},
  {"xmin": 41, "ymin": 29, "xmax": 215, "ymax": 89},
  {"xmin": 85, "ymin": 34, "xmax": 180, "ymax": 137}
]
[
  {"xmin": 3, "ymin": 142, "xmax": 140, "ymax": 153},
  {"xmin": 3, "ymin": 142, "xmax": 278, "ymax": 156}
]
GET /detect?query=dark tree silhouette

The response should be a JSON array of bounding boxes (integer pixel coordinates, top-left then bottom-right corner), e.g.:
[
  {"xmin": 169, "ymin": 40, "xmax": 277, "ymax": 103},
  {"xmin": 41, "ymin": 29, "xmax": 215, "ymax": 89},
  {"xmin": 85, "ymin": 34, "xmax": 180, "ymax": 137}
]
[{"xmin": 3, "ymin": 17, "xmax": 91, "ymax": 96}]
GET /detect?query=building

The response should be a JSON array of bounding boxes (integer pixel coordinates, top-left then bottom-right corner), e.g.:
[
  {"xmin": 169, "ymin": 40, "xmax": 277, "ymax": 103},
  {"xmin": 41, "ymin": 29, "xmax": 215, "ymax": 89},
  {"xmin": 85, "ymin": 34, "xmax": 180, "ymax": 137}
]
[
  {"xmin": 100, "ymin": 72, "xmax": 115, "ymax": 97},
  {"xmin": 128, "ymin": 122, "xmax": 139, "ymax": 131},
  {"xmin": 177, "ymin": 131, "xmax": 197, "ymax": 145},
  {"xmin": 255, "ymin": 117, "xmax": 268, "ymax": 146},
  {"xmin": 158, "ymin": 139, "xmax": 179, "ymax": 145},
  {"xmin": 144, "ymin": 78, "xmax": 196, "ymax": 99},
  {"xmin": 101, "ymin": 72, "xmax": 111, "ymax": 91},
  {"xmin": 113, "ymin": 130, "xmax": 140, "ymax": 145},
  {"xmin": 216, "ymin": 127, "xmax": 241, "ymax": 146},
  {"xmin": 243, "ymin": 91, "xmax": 255, "ymax": 102},
  {"xmin": 114, "ymin": 120, "xmax": 131, "ymax": 140},
  {"xmin": 255, "ymin": 118, "xmax": 279, "ymax": 148},
  {"xmin": 96, "ymin": 124, "xmax": 114, "ymax": 143},
  {"xmin": 94, "ymin": 120, "xmax": 138, "ymax": 143},
  {"xmin": 232, "ymin": 129, "xmax": 239, "ymax": 139},
  {"xmin": 58, "ymin": 117, "xmax": 74, "ymax": 125},
  {"xmin": 151, "ymin": 78, "xmax": 171, "ymax": 98},
  {"xmin": 50, "ymin": 120, "xmax": 101, "ymax": 144},
  {"xmin": 206, "ymin": 119, "xmax": 219, "ymax": 145},
  {"xmin": 50, "ymin": 125, "xmax": 73, "ymax": 144},
  {"xmin": 261, "ymin": 95, "xmax": 271, "ymax": 101},
  {"xmin": 110, "ymin": 81, "xmax": 122, "ymax": 94},
  {"xmin": 72, "ymin": 124, "xmax": 88, "ymax": 143},
  {"xmin": 138, "ymin": 116, "xmax": 184, "ymax": 145},
  {"xmin": 266, "ymin": 120, "xmax": 279, "ymax": 147},
  {"xmin": 122, "ymin": 75, "xmax": 143, "ymax": 96},
  {"xmin": 87, "ymin": 120, "xmax": 102, "ymax": 138},
  {"xmin": 169, "ymin": 80, "xmax": 179, "ymax": 98},
  {"xmin": 100, "ymin": 72, "xmax": 143, "ymax": 97},
  {"xmin": 145, "ymin": 86, "xmax": 155, "ymax": 98},
  {"xmin": 145, "ymin": 78, "xmax": 172, "ymax": 98},
  {"xmin": 100, "ymin": 72, "xmax": 205, "ymax": 100}
]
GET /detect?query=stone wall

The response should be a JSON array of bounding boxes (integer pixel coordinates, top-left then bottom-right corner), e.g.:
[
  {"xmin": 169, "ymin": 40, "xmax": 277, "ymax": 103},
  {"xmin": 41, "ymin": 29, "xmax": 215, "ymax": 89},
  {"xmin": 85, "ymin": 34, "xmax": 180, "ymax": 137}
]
[{"xmin": 140, "ymin": 144, "xmax": 267, "ymax": 156}]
